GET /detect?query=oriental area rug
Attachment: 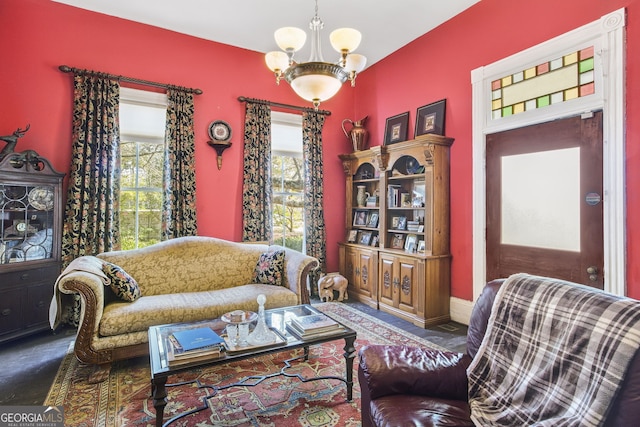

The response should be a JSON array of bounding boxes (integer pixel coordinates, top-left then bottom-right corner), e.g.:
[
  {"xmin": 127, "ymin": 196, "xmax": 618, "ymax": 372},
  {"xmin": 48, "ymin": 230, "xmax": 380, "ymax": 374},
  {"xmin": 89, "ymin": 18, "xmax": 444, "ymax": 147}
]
[{"xmin": 45, "ymin": 302, "xmax": 447, "ymax": 427}]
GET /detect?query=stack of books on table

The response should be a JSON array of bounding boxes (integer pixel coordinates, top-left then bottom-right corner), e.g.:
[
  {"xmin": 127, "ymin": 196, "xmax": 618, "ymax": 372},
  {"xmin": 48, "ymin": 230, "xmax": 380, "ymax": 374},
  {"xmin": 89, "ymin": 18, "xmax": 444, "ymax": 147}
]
[
  {"xmin": 167, "ymin": 327, "xmax": 225, "ymax": 366},
  {"xmin": 288, "ymin": 313, "xmax": 345, "ymax": 340}
]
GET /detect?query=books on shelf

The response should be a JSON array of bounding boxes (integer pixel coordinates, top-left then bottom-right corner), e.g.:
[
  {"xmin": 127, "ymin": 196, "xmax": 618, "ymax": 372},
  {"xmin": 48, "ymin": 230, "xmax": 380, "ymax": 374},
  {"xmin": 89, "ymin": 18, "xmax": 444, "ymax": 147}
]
[
  {"xmin": 167, "ymin": 327, "xmax": 225, "ymax": 366},
  {"xmin": 288, "ymin": 313, "xmax": 345, "ymax": 340}
]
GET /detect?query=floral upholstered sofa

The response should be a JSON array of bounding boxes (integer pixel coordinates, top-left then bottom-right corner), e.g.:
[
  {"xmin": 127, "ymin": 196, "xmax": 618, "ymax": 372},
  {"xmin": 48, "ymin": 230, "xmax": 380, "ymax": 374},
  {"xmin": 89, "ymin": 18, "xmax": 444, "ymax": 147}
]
[{"xmin": 51, "ymin": 236, "xmax": 318, "ymax": 368}]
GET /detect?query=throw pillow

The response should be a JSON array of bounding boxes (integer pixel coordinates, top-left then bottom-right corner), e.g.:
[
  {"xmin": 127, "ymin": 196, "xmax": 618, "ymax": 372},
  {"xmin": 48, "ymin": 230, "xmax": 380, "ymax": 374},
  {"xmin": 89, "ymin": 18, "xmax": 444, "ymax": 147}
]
[
  {"xmin": 102, "ymin": 261, "xmax": 142, "ymax": 302},
  {"xmin": 253, "ymin": 250, "xmax": 285, "ymax": 287}
]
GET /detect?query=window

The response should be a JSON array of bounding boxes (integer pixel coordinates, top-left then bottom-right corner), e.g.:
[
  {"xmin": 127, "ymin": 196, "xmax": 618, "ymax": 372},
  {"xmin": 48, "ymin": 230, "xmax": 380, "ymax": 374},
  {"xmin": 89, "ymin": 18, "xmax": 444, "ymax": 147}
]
[
  {"xmin": 119, "ymin": 88, "xmax": 167, "ymax": 250},
  {"xmin": 271, "ymin": 112, "xmax": 305, "ymax": 252}
]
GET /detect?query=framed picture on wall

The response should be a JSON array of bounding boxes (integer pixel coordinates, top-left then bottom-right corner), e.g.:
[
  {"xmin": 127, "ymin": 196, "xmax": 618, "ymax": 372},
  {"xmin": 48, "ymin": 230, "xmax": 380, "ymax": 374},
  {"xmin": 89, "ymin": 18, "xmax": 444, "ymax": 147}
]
[
  {"xmin": 383, "ymin": 112, "xmax": 410, "ymax": 145},
  {"xmin": 415, "ymin": 99, "xmax": 446, "ymax": 136}
]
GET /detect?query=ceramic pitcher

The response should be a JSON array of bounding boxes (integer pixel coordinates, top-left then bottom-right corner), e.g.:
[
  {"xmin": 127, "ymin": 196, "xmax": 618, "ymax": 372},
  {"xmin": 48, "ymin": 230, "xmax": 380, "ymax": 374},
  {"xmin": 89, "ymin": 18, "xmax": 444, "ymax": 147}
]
[
  {"xmin": 342, "ymin": 116, "xmax": 369, "ymax": 152},
  {"xmin": 356, "ymin": 185, "xmax": 370, "ymax": 207}
]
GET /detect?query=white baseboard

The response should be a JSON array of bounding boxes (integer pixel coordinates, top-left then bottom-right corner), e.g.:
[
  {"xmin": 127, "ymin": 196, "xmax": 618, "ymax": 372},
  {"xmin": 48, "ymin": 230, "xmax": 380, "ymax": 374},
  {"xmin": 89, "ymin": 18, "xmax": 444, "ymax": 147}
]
[{"xmin": 450, "ymin": 297, "xmax": 474, "ymax": 325}]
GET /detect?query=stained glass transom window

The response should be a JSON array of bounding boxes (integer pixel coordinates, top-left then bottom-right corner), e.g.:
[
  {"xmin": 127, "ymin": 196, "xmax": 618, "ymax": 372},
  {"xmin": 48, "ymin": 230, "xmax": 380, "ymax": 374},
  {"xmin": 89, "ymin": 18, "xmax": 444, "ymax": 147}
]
[{"xmin": 491, "ymin": 47, "xmax": 595, "ymax": 119}]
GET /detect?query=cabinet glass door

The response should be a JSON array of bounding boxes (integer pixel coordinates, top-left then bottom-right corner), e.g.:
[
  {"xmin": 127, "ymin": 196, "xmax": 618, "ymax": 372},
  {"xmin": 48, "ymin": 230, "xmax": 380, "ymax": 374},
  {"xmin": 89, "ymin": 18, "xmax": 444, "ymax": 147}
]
[{"xmin": 1, "ymin": 184, "xmax": 55, "ymax": 264}]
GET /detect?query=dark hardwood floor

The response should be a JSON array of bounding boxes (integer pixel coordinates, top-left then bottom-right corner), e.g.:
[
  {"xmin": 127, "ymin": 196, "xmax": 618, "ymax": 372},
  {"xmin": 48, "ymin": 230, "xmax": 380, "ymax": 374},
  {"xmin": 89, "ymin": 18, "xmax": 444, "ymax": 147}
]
[{"xmin": 0, "ymin": 299, "xmax": 467, "ymax": 406}]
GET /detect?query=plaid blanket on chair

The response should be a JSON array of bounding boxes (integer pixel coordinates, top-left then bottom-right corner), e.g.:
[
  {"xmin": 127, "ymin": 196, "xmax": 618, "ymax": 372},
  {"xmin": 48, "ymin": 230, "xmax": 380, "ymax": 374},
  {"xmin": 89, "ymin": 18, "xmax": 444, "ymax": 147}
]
[{"xmin": 468, "ymin": 273, "xmax": 640, "ymax": 427}]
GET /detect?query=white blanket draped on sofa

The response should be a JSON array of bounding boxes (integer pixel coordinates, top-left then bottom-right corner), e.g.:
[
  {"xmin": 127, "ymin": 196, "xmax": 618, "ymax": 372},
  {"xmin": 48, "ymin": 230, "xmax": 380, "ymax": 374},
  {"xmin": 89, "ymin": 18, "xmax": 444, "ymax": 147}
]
[{"xmin": 468, "ymin": 273, "xmax": 640, "ymax": 427}]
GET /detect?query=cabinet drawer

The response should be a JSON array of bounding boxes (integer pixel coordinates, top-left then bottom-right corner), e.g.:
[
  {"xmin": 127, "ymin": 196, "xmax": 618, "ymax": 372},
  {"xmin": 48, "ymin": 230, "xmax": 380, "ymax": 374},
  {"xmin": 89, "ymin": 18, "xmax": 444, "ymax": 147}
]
[
  {"xmin": 25, "ymin": 283, "xmax": 52, "ymax": 328},
  {"xmin": 0, "ymin": 288, "xmax": 23, "ymax": 336},
  {"xmin": 0, "ymin": 265, "xmax": 60, "ymax": 285}
]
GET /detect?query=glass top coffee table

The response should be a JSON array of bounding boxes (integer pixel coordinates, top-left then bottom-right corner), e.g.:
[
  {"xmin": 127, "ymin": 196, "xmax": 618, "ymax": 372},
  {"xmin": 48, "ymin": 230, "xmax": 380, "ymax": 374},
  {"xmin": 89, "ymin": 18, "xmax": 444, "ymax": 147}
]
[{"xmin": 148, "ymin": 304, "xmax": 357, "ymax": 427}]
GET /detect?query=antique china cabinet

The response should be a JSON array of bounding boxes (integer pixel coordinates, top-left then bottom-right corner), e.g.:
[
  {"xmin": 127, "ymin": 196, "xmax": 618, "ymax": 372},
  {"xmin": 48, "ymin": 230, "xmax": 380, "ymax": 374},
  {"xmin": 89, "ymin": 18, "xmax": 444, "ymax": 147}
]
[
  {"xmin": 339, "ymin": 134, "xmax": 453, "ymax": 327},
  {"xmin": 0, "ymin": 151, "xmax": 64, "ymax": 342}
]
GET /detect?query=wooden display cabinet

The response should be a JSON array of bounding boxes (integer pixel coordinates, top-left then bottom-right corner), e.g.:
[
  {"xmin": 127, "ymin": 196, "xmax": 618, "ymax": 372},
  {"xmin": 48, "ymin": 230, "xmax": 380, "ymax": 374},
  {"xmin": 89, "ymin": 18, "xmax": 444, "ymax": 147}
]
[
  {"xmin": 0, "ymin": 151, "xmax": 64, "ymax": 343},
  {"xmin": 339, "ymin": 134, "xmax": 453, "ymax": 327}
]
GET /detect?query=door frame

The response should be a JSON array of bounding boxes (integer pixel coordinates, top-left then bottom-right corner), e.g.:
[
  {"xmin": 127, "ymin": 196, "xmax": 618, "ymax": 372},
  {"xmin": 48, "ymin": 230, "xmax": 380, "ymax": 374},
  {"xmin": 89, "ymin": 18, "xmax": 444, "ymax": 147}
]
[{"xmin": 470, "ymin": 8, "xmax": 626, "ymax": 303}]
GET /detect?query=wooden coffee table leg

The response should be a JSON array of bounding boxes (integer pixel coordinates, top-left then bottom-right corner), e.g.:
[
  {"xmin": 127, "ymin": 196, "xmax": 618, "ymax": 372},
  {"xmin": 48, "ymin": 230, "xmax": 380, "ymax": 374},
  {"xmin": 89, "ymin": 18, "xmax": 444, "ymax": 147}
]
[
  {"xmin": 343, "ymin": 335, "xmax": 356, "ymax": 401},
  {"xmin": 152, "ymin": 376, "xmax": 168, "ymax": 427}
]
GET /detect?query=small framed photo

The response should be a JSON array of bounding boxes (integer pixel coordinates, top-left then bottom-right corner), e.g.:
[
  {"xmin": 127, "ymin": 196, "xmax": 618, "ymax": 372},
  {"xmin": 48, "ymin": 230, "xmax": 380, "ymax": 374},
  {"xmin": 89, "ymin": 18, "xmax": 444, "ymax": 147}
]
[
  {"xmin": 405, "ymin": 234, "xmax": 418, "ymax": 252},
  {"xmin": 347, "ymin": 229, "xmax": 358, "ymax": 243},
  {"xmin": 353, "ymin": 210, "xmax": 368, "ymax": 226},
  {"xmin": 384, "ymin": 111, "xmax": 410, "ymax": 145},
  {"xmin": 396, "ymin": 216, "xmax": 407, "ymax": 230},
  {"xmin": 401, "ymin": 193, "xmax": 412, "ymax": 207},
  {"xmin": 367, "ymin": 212, "xmax": 379, "ymax": 228},
  {"xmin": 417, "ymin": 240, "xmax": 426, "ymax": 253},
  {"xmin": 415, "ymin": 99, "xmax": 446, "ymax": 136},
  {"xmin": 360, "ymin": 231, "xmax": 372, "ymax": 245},
  {"xmin": 371, "ymin": 235, "xmax": 379, "ymax": 247},
  {"xmin": 391, "ymin": 233, "xmax": 405, "ymax": 249}
]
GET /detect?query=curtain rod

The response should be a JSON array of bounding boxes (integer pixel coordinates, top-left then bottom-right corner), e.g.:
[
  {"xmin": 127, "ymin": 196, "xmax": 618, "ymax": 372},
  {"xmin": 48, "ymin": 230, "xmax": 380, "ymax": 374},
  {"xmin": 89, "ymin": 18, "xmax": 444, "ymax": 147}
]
[
  {"xmin": 237, "ymin": 96, "xmax": 331, "ymax": 116},
  {"xmin": 58, "ymin": 65, "xmax": 203, "ymax": 95}
]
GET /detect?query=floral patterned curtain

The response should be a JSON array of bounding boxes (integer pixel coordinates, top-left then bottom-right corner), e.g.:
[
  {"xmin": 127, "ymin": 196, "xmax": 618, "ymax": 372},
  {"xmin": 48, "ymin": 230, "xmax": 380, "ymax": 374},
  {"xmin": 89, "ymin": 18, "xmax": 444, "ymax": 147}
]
[
  {"xmin": 302, "ymin": 111, "xmax": 326, "ymax": 296},
  {"xmin": 242, "ymin": 102, "xmax": 272, "ymax": 242},
  {"xmin": 162, "ymin": 89, "xmax": 197, "ymax": 239},
  {"xmin": 61, "ymin": 75, "xmax": 121, "ymax": 267}
]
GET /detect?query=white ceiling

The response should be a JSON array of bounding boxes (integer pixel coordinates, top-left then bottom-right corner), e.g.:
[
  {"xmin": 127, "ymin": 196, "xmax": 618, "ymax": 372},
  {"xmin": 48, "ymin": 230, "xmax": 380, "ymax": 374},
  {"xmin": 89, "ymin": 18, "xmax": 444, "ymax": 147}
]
[{"xmin": 52, "ymin": 0, "xmax": 480, "ymax": 68}]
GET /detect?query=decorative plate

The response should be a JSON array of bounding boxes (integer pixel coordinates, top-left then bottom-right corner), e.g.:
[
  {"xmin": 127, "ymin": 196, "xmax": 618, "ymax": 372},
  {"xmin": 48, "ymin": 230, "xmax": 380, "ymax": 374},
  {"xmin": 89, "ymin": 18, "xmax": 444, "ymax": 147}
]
[
  {"xmin": 221, "ymin": 310, "xmax": 257, "ymax": 325},
  {"xmin": 208, "ymin": 120, "xmax": 232, "ymax": 142},
  {"xmin": 28, "ymin": 186, "xmax": 54, "ymax": 210}
]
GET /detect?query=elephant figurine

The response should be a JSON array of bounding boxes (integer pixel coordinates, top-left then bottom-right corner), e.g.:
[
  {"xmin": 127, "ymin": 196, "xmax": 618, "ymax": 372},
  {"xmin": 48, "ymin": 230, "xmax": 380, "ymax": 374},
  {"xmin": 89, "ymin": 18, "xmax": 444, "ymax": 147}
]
[{"xmin": 318, "ymin": 273, "xmax": 349, "ymax": 302}]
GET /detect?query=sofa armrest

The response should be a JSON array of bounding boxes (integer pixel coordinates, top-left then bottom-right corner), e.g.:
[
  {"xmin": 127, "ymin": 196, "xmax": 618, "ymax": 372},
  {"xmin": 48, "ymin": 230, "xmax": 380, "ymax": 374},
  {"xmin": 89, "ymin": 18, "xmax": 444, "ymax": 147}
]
[
  {"xmin": 358, "ymin": 344, "xmax": 471, "ymax": 401},
  {"xmin": 276, "ymin": 246, "xmax": 319, "ymax": 305},
  {"xmin": 58, "ymin": 272, "xmax": 112, "ymax": 364}
]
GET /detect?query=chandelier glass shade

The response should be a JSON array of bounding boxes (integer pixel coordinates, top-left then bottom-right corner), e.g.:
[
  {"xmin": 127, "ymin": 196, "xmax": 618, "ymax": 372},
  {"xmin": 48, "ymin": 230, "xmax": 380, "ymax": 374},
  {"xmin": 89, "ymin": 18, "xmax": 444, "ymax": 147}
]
[{"xmin": 265, "ymin": 0, "xmax": 366, "ymax": 109}]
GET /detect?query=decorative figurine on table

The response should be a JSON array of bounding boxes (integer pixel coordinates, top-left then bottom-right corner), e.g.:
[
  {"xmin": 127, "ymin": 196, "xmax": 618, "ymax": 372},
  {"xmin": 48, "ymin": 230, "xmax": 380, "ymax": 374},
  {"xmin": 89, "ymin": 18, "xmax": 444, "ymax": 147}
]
[{"xmin": 247, "ymin": 294, "xmax": 276, "ymax": 345}]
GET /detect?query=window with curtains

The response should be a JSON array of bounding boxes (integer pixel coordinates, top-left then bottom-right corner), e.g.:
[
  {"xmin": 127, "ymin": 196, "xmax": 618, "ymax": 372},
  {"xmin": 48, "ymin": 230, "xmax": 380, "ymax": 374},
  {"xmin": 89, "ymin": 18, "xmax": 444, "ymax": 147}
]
[
  {"xmin": 119, "ymin": 88, "xmax": 167, "ymax": 250},
  {"xmin": 271, "ymin": 112, "xmax": 305, "ymax": 252}
]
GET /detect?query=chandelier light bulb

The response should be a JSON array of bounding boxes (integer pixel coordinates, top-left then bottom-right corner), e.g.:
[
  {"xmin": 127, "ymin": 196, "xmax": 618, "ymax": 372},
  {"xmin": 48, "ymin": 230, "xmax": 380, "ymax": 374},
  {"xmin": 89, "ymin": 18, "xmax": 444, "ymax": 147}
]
[
  {"xmin": 330, "ymin": 28, "xmax": 362, "ymax": 54},
  {"xmin": 344, "ymin": 53, "xmax": 367, "ymax": 74},
  {"xmin": 265, "ymin": 51, "xmax": 289, "ymax": 73},
  {"xmin": 274, "ymin": 27, "xmax": 307, "ymax": 52}
]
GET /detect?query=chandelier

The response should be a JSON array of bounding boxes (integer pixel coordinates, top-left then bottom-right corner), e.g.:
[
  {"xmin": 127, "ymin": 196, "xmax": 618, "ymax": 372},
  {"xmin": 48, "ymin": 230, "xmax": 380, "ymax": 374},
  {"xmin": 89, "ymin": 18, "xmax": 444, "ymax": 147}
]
[{"xmin": 265, "ymin": 0, "xmax": 367, "ymax": 109}]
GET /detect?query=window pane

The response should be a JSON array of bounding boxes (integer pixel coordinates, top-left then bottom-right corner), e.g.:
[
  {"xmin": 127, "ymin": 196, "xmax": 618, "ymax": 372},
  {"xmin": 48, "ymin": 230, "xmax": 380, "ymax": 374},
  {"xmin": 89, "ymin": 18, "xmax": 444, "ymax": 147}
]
[
  {"xmin": 501, "ymin": 148, "xmax": 580, "ymax": 251},
  {"xmin": 120, "ymin": 141, "xmax": 137, "ymax": 188},
  {"xmin": 138, "ymin": 143, "xmax": 164, "ymax": 188}
]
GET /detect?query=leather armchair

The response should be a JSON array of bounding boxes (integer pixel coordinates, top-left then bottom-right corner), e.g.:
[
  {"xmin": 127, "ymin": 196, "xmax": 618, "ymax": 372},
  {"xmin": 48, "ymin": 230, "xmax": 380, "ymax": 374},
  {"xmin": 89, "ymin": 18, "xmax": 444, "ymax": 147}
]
[{"xmin": 358, "ymin": 279, "xmax": 640, "ymax": 426}]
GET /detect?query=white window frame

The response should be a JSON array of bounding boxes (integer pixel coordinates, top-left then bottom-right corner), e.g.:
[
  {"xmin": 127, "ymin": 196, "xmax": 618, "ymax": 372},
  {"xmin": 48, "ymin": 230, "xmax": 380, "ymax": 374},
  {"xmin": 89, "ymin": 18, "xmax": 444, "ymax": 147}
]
[
  {"xmin": 271, "ymin": 111, "xmax": 305, "ymax": 251},
  {"xmin": 119, "ymin": 88, "xmax": 167, "ymax": 249}
]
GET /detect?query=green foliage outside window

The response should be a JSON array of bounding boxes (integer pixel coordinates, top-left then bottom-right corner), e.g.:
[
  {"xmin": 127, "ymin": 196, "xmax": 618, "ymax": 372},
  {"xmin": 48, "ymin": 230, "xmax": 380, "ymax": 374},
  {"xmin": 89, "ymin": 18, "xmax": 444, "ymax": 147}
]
[
  {"xmin": 272, "ymin": 154, "xmax": 304, "ymax": 251},
  {"xmin": 119, "ymin": 140, "xmax": 164, "ymax": 250}
]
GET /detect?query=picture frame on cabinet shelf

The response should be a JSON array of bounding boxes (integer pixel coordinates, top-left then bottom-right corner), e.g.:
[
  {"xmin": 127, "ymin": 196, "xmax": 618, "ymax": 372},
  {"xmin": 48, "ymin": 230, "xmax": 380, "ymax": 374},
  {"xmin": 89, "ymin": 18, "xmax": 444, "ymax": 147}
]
[
  {"xmin": 401, "ymin": 193, "xmax": 412, "ymax": 207},
  {"xmin": 405, "ymin": 234, "xmax": 418, "ymax": 252},
  {"xmin": 353, "ymin": 210, "xmax": 368, "ymax": 226},
  {"xmin": 396, "ymin": 216, "xmax": 407, "ymax": 230},
  {"xmin": 383, "ymin": 111, "xmax": 409, "ymax": 145},
  {"xmin": 371, "ymin": 235, "xmax": 379, "ymax": 247},
  {"xmin": 360, "ymin": 231, "xmax": 372, "ymax": 245},
  {"xmin": 415, "ymin": 99, "xmax": 446, "ymax": 136},
  {"xmin": 367, "ymin": 213, "xmax": 379, "ymax": 228},
  {"xmin": 391, "ymin": 233, "xmax": 405, "ymax": 249},
  {"xmin": 417, "ymin": 239, "xmax": 425, "ymax": 253},
  {"xmin": 347, "ymin": 229, "xmax": 358, "ymax": 243}
]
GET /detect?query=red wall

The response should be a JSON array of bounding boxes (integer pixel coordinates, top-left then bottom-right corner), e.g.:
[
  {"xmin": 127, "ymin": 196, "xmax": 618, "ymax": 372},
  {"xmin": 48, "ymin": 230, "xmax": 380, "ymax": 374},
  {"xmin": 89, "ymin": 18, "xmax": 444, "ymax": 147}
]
[
  {"xmin": 355, "ymin": 0, "xmax": 640, "ymax": 300},
  {"xmin": 2, "ymin": 0, "xmax": 639, "ymax": 301},
  {"xmin": 0, "ymin": 0, "xmax": 355, "ymax": 275}
]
